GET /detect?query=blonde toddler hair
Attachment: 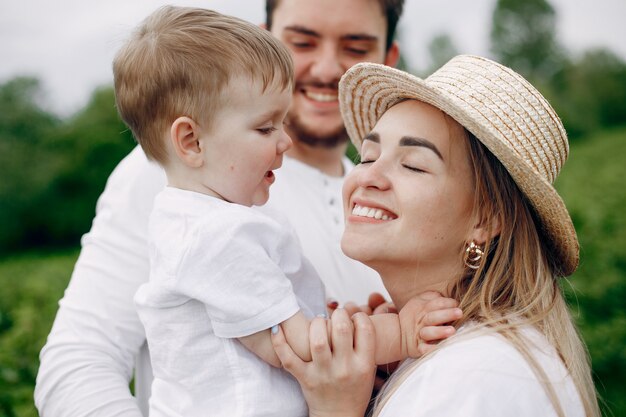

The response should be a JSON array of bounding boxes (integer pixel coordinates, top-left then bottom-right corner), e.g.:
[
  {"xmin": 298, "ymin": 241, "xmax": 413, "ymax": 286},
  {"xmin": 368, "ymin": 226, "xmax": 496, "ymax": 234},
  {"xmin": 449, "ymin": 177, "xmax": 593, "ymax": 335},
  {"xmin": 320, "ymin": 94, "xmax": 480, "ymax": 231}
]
[{"xmin": 113, "ymin": 6, "xmax": 294, "ymax": 164}]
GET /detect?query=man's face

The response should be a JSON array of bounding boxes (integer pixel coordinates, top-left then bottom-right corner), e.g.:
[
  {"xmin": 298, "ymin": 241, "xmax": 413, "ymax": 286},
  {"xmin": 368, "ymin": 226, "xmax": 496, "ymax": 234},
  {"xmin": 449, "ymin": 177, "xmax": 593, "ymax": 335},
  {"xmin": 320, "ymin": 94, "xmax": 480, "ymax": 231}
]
[{"xmin": 269, "ymin": 0, "xmax": 395, "ymax": 148}]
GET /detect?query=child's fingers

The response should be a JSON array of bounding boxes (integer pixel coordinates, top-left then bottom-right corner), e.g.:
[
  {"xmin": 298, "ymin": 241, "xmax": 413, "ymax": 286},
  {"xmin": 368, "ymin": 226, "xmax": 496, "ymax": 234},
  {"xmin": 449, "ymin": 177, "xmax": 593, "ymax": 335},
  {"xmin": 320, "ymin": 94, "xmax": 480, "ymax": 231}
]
[
  {"xmin": 309, "ymin": 317, "xmax": 332, "ymax": 365},
  {"xmin": 416, "ymin": 290, "xmax": 443, "ymax": 301},
  {"xmin": 330, "ymin": 308, "xmax": 354, "ymax": 355},
  {"xmin": 419, "ymin": 325, "xmax": 456, "ymax": 342},
  {"xmin": 372, "ymin": 302, "xmax": 397, "ymax": 315},
  {"xmin": 343, "ymin": 302, "xmax": 361, "ymax": 317},
  {"xmin": 424, "ymin": 297, "xmax": 459, "ymax": 312},
  {"xmin": 271, "ymin": 324, "xmax": 305, "ymax": 375},
  {"xmin": 423, "ymin": 307, "xmax": 462, "ymax": 326}
]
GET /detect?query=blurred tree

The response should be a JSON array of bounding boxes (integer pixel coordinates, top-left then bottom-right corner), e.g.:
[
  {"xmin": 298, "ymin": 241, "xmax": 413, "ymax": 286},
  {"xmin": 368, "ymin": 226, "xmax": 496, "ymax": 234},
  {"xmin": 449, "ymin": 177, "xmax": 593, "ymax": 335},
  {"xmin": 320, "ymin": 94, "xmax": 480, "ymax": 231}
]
[
  {"xmin": 0, "ymin": 79, "xmax": 135, "ymax": 253},
  {"xmin": 28, "ymin": 86, "xmax": 135, "ymax": 247},
  {"xmin": 490, "ymin": 0, "xmax": 566, "ymax": 81},
  {"xmin": 549, "ymin": 49, "xmax": 626, "ymax": 138},
  {"xmin": 426, "ymin": 34, "xmax": 459, "ymax": 75},
  {"xmin": 0, "ymin": 78, "xmax": 61, "ymax": 253}
]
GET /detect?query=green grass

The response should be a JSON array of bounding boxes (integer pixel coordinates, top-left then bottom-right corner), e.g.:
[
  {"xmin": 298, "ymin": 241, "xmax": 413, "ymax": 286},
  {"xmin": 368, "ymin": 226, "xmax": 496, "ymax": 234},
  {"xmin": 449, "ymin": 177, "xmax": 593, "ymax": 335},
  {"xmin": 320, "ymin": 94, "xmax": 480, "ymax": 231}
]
[
  {"xmin": 0, "ymin": 127, "xmax": 624, "ymax": 417},
  {"xmin": 556, "ymin": 126, "xmax": 626, "ymax": 416},
  {"xmin": 0, "ymin": 250, "xmax": 77, "ymax": 417}
]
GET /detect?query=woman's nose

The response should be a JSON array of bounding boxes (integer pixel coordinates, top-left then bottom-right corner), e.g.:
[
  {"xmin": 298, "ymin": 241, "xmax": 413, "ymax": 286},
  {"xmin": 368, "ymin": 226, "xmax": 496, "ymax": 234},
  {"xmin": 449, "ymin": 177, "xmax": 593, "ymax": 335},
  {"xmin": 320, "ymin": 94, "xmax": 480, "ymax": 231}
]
[{"xmin": 356, "ymin": 159, "xmax": 391, "ymax": 190}]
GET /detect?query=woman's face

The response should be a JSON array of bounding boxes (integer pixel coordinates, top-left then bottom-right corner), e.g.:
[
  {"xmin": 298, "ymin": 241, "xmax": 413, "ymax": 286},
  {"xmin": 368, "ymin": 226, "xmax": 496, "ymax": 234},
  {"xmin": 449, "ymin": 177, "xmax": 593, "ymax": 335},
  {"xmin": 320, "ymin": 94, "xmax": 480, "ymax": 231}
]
[{"xmin": 341, "ymin": 99, "xmax": 476, "ymax": 283}]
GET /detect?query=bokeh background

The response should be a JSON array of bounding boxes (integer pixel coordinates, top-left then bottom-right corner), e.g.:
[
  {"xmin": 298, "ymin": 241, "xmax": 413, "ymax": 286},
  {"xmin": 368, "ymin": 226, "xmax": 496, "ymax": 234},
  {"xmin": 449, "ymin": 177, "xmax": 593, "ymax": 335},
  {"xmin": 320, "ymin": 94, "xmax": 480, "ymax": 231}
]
[{"xmin": 1, "ymin": 0, "xmax": 625, "ymax": 416}]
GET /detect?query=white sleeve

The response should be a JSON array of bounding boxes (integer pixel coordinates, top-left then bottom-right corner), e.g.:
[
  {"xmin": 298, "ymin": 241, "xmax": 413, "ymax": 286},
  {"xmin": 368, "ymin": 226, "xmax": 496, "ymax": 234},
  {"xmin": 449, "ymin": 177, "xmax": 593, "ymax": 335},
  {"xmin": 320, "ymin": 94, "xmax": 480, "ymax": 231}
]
[
  {"xmin": 177, "ymin": 213, "xmax": 302, "ymax": 338},
  {"xmin": 35, "ymin": 146, "xmax": 166, "ymax": 417}
]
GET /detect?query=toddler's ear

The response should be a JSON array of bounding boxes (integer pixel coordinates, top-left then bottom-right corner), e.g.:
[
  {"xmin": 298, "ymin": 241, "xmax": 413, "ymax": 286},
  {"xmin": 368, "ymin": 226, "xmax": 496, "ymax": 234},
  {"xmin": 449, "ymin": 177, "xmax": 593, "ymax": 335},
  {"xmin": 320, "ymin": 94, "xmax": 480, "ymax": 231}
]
[{"xmin": 170, "ymin": 117, "xmax": 203, "ymax": 168}]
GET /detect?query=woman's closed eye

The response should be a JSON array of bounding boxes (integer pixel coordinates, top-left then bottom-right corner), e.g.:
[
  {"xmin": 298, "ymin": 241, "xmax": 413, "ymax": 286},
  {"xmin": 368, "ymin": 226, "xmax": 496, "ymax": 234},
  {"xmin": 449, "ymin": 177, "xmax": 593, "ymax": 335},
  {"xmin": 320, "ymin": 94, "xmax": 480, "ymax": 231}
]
[
  {"xmin": 402, "ymin": 164, "xmax": 426, "ymax": 173},
  {"xmin": 257, "ymin": 126, "xmax": 277, "ymax": 135}
]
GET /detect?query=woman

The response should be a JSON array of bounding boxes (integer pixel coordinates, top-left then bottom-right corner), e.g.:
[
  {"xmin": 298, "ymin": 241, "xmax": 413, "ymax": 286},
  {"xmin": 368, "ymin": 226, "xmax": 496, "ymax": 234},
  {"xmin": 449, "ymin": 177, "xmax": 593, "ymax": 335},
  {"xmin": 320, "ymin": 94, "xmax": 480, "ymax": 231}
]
[{"xmin": 272, "ymin": 55, "xmax": 599, "ymax": 417}]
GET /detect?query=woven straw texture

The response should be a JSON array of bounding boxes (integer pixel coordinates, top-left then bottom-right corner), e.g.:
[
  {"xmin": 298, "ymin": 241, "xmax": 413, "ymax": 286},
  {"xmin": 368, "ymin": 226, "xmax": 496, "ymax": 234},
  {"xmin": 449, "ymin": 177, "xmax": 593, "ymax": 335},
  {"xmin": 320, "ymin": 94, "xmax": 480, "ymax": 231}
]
[{"xmin": 339, "ymin": 55, "xmax": 578, "ymax": 276}]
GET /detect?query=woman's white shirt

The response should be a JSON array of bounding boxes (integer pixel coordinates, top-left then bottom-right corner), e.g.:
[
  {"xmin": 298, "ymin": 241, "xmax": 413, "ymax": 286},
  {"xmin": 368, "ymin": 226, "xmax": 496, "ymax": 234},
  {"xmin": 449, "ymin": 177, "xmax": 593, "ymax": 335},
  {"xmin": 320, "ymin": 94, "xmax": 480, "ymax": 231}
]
[{"xmin": 378, "ymin": 325, "xmax": 584, "ymax": 417}]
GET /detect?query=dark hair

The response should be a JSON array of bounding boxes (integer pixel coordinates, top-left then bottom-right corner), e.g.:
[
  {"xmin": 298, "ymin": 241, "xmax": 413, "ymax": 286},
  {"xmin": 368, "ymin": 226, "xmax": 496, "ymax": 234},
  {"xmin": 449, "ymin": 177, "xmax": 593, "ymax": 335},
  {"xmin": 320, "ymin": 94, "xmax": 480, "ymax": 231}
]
[{"xmin": 265, "ymin": 0, "xmax": 404, "ymax": 51}]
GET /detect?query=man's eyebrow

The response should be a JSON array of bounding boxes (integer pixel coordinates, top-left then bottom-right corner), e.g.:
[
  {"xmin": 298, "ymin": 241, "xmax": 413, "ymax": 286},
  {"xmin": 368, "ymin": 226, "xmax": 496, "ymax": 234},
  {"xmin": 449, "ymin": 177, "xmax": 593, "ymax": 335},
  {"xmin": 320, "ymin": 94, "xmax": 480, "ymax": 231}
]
[
  {"xmin": 363, "ymin": 132, "xmax": 380, "ymax": 143},
  {"xmin": 399, "ymin": 136, "xmax": 444, "ymax": 161},
  {"xmin": 284, "ymin": 26, "xmax": 378, "ymax": 43},
  {"xmin": 341, "ymin": 33, "xmax": 379, "ymax": 42},
  {"xmin": 284, "ymin": 25, "xmax": 320, "ymax": 38}
]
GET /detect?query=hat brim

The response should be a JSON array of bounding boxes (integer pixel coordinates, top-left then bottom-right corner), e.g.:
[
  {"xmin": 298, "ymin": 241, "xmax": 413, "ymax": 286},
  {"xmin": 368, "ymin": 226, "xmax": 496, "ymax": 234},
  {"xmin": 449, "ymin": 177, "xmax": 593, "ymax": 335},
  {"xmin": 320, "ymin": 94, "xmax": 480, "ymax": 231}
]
[{"xmin": 339, "ymin": 61, "xmax": 578, "ymax": 276}]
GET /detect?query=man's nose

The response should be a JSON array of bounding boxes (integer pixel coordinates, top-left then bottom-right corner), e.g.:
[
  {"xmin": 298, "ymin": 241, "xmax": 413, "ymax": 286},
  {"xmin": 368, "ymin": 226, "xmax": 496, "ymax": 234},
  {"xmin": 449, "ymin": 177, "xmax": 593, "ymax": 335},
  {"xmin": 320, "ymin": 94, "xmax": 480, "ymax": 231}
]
[{"xmin": 309, "ymin": 44, "xmax": 344, "ymax": 83}]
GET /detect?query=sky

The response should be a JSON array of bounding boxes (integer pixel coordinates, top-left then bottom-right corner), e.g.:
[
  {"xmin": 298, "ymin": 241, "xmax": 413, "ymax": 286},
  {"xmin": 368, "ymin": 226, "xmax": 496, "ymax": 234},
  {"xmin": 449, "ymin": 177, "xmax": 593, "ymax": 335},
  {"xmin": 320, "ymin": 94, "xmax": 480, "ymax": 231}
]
[{"xmin": 1, "ymin": 0, "xmax": 625, "ymax": 117}]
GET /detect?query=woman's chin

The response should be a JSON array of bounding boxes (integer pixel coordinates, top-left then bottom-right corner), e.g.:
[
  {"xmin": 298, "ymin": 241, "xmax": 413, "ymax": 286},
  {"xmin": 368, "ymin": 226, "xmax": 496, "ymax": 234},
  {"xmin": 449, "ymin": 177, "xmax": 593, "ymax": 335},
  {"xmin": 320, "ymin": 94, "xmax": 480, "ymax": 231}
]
[{"xmin": 341, "ymin": 236, "xmax": 381, "ymax": 266}]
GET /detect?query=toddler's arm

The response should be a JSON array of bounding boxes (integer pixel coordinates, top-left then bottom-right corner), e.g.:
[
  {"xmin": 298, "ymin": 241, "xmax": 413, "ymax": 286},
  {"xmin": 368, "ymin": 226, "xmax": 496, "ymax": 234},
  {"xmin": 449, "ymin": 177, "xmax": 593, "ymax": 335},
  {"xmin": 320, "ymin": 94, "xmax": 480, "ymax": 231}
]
[
  {"xmin": 369, "ymin": 291, "xmax": 461, "ymax": 364},
  {"xmin": 240, "ymin": 291, "xmax": 460, "ymax": 367},
  {"xmin": 239, "ymin": 311, "xmax": 311, "ymax": 368}
]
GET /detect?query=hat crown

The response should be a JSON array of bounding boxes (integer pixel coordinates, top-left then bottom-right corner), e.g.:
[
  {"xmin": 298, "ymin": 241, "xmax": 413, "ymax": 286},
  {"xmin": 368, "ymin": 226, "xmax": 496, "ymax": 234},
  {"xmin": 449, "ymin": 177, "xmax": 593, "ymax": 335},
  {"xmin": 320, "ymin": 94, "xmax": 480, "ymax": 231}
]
[{"xmin": 425, "ymin": 55, "xmax": 568, "ymax": 184}]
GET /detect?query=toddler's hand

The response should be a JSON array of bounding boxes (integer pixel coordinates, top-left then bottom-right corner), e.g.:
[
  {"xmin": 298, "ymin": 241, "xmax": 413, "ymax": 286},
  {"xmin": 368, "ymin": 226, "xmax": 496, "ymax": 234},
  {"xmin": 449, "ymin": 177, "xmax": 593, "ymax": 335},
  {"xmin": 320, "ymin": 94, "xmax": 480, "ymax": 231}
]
[{"xmin": 399, "ymin": 291, "xmax": 462, "ymax": 358}]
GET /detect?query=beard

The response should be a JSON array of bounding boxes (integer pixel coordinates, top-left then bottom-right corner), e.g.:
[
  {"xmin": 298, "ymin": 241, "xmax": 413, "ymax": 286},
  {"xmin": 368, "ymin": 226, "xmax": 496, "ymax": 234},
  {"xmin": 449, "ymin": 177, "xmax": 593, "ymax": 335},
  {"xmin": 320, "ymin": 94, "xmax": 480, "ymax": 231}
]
[
  {"xmin": 287, "ymin": 113, "xmax": 349, "ymax": 149},
  {"xmin": 288, "ymin": 78, "xmax": 349, "ymax": 148}
]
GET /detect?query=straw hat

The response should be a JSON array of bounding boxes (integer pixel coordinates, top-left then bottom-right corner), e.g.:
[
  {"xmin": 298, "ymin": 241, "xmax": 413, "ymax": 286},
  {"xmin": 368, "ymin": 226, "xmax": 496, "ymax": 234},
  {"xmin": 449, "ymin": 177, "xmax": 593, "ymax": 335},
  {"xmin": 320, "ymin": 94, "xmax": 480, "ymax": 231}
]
[{"xmin": 339, "ymin": 55, "xmax": 578, "ymax": 276}]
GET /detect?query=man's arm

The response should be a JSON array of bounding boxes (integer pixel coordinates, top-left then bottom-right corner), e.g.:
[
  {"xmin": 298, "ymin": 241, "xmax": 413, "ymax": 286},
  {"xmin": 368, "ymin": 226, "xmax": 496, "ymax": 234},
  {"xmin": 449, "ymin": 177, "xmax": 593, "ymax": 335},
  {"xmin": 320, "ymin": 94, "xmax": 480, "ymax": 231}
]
[{"xmin": 35, "ymin": 146, "xmax": 165, "ymax": 417}]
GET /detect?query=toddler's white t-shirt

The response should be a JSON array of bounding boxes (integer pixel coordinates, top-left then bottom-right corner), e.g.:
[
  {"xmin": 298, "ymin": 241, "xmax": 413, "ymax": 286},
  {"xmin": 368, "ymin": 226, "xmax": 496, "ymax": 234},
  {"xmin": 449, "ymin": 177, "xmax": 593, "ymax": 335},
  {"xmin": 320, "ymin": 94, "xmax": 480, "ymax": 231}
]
[{"xmin": 134, "ymin": 187, "xmax": 326, "ymax": 417}]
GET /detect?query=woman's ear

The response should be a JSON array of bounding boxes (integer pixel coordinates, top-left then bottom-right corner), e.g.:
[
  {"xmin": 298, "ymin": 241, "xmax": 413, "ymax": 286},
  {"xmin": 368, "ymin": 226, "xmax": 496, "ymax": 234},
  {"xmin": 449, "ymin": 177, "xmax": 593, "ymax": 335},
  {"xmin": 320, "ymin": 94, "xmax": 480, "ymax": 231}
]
[
  {"xmin": 170, "ymin": 116, "xmax": 203, "ymax": 168},
  {"xmin": 468, "ymin": 213, "xmax": 501, "ymax": 245}
]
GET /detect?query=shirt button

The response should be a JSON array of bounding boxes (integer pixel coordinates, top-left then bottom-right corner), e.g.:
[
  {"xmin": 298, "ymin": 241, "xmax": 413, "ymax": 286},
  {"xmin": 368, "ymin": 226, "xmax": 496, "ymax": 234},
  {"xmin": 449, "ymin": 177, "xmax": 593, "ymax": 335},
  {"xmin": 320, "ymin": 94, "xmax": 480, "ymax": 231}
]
[{"xmin": 329, "ymin": 198, "xmax": 335, "ymax": 205}]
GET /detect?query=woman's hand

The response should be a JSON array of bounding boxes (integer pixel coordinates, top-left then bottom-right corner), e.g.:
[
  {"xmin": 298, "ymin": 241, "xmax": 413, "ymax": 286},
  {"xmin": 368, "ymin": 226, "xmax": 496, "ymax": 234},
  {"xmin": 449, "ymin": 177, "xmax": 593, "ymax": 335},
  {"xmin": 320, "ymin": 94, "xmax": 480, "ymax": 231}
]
[{"xmin": 271, "ymin": 309, "xmax": 376, "ymax": 417}]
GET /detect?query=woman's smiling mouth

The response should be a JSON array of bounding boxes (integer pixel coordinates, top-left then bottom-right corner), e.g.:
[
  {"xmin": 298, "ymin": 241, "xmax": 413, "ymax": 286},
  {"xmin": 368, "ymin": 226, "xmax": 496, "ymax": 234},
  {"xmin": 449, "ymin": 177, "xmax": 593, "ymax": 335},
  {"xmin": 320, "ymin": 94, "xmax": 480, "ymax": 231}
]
[{"xmin": 351, "ymin": 204, "xmax": 396, "ymax": 221}]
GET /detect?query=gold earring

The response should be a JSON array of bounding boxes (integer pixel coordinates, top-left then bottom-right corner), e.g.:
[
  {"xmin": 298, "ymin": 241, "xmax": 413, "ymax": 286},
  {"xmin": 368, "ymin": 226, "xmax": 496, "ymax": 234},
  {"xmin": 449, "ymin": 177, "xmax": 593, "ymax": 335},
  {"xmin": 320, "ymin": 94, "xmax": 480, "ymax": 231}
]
[{"xmin": 464, "ymin": 241, "xmax": 484, "ymax": 270}]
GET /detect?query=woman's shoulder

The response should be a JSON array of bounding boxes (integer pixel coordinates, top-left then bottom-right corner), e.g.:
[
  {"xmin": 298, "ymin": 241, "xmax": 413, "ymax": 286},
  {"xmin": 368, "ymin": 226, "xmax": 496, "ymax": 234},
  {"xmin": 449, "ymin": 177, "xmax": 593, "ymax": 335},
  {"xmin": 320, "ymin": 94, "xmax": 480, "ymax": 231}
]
[
  {"xmin": 378, "ymin": 325, "xmax": 583, "ymax": 417},
  {"xmin": 427, "ymin": 326, "xmax": 530, "ymax": 369}
]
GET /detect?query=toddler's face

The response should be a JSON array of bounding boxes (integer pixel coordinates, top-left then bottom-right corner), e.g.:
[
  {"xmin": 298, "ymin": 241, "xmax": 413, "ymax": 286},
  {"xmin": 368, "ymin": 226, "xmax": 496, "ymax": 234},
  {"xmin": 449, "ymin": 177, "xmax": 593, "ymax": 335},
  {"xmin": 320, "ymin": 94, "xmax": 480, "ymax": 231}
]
[{"xmin": 197, "ymin": 78, "xmax": 293, "ymax": 207}]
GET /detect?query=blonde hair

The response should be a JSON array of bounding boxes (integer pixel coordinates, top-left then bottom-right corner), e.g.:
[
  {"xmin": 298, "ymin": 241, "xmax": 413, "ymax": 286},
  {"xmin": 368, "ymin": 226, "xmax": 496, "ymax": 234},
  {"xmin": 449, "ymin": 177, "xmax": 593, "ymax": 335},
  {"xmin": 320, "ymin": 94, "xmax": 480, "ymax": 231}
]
[
  {"xmin": 113, "ymin": 6, "xmax": 294, "ymax": 164},
  {"xmin": 373, "ymin": 126, "xmax": 599, "ymax": 417}
]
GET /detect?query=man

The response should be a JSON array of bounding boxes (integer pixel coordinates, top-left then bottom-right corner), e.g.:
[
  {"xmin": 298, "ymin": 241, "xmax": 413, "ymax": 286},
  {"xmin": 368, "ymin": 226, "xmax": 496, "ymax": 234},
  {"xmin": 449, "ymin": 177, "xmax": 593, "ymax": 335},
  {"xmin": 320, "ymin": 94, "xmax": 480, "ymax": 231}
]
[{"xmin": 34, "ymin": 0, "xmax": 403, "ymax": 415}]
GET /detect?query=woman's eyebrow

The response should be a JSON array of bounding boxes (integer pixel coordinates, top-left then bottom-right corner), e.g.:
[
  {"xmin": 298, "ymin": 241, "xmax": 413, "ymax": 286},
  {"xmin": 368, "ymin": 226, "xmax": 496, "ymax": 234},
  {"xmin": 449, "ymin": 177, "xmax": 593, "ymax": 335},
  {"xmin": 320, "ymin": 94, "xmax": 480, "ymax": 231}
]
[
  {"xmin": 399, "ymin": 136, "xmax": 443, "ymax": 161},
  {"xmin": 363, "ymin": 132, "xmax": 380, "ymax": 143}
]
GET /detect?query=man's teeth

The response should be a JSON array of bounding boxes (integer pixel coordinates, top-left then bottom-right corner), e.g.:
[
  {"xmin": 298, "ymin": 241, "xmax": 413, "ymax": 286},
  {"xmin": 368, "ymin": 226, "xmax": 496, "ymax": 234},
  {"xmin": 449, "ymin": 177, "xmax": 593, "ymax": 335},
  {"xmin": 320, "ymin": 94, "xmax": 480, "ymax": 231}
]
[
  {"xmin": 304, "ymin": 91, "xmax": 337, "ymax": 102},
  {"xmin": 352, "ymin": 204, "xmax": 392, "ymax": 221}
]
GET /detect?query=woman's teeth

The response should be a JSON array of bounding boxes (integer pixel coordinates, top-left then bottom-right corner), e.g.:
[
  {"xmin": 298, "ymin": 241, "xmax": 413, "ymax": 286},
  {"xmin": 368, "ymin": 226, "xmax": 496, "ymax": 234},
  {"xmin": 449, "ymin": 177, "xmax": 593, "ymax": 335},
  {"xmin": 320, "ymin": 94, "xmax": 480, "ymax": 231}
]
[{"xmin": 352, "ymin": 204, "xmax": 393, "ymax": 221}]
